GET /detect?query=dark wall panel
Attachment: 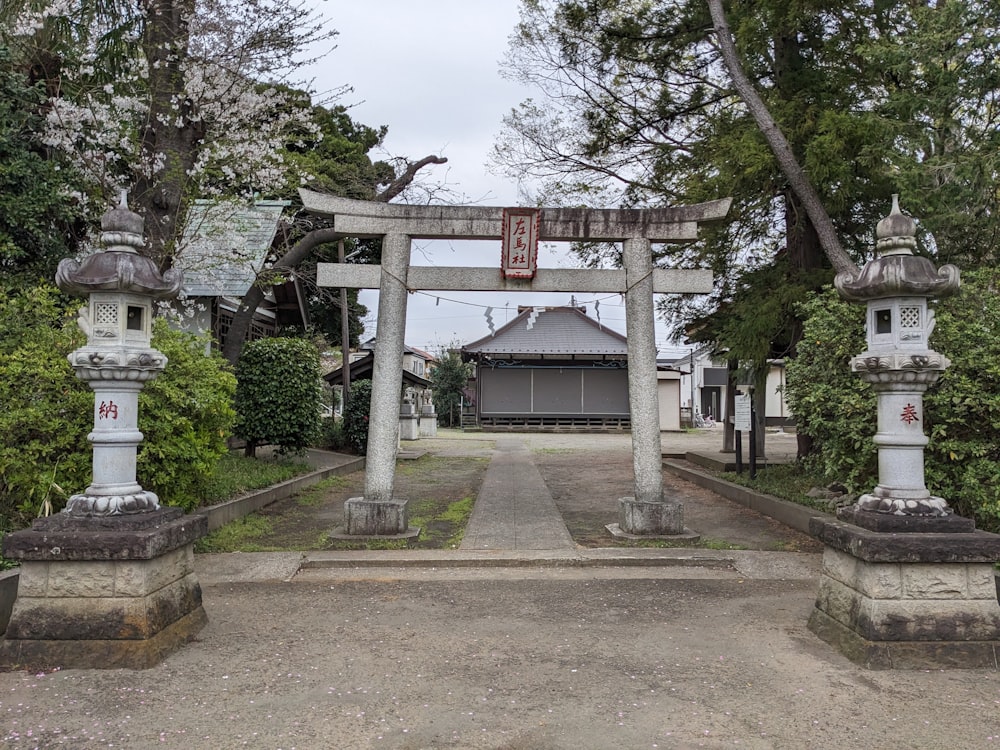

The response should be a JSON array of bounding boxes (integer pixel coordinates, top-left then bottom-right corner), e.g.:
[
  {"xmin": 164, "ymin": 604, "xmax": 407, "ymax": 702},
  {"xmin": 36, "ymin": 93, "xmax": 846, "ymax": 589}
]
[
  {"xmin": 582, "ymin": 369, "xmax": 629, "ymax": 414},
  {"xmin": 479, "ymin": 368, "xmax": 532, "ymax": 413},
  {"xmin": 532, "ymin": 369, "xmax": 582, "ymax": 414}
]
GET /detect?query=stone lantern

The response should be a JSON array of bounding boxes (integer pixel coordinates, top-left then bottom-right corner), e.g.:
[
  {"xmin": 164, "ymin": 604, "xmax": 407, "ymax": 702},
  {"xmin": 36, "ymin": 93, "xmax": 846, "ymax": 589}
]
[
  {"xmin": 807, "ymin": 196, "xmax": 1000, "ymax": 669},
  {"xmin": 0, "ymin": 194, "xmax": 208, "ymax": 670},
  {"xmin": 834, "ymin": 194, "xmax": 960, "ymax": 517},
  {"xmin": 53, "ymin": 192, "xmax": 184, "ymax": 515}
]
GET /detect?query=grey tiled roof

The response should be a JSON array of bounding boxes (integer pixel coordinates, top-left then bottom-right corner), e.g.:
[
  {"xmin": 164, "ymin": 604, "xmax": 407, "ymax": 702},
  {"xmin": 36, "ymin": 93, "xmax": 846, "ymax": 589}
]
[
  {"xmin": 462, "ymin": 307, "xmax": 627, "ymax": 356},
  {"xmin": 176, "ymin": 200, "xmax": 289, "ymax": 297}
]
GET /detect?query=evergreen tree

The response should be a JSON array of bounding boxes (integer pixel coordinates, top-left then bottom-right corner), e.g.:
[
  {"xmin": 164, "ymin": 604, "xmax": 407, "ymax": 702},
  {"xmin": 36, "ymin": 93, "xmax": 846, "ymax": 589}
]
[
  {"xmin": 498, "ymin": 0, "xmax": 999, "ymax": 340},
  {"xmin": 0, "ymin": 45, "xmax": 86, "ymax": 284},
  {"xmin": 431, "ymin": 347, "xmax": 473, "ymax": 428}
]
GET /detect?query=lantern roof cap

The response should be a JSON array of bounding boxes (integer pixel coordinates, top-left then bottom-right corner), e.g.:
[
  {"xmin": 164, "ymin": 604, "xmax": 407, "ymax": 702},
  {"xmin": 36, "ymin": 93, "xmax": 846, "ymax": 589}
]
[
  {"xmin": 835, "ymin": 196, "xmax": 960, "ymax": 302},
  {"xmin": 100, "ymin": 190, "xmax": 145, "ymax": 249},
  {"xmin": 875, "ymin": 194, "xmax": 918, "ymax": 256},
  {"xmin": 55, "ymin": 192, "xmax": 183, "ymax": 299}
]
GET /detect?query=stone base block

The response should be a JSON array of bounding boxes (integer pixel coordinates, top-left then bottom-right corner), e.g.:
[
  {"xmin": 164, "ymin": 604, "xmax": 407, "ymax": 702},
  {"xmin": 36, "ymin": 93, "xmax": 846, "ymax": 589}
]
[
  {"xmin": 839, "ymin": 506, "xmax": 976, "ymax": 534},
  {"xmin": 344, "ymin": 496, "xmax": 410, "ymax": 536},
  {"xmin": 618, "ymin": 497, "xmax": 685, "ymax": 536},
  {"xmin": 0, "ymin": 510, "xmax": 207, "ymax": 671},
  {"xmin": 419, "ymin": 415, "xmax": 438, "ymax": 438},
  {"xmin": 399, "ymin": 415, "xmax": 419, "ymax": 441},
  {"xmin": 808, "ymin": 607, "xmax": 999, "ymax": 670},
  {"xmin": 809, "ymin": 516, "xmax": 1000, "ymax": 670},
  {"xmin": 329, "ymin": 527, "xmax": 421, "ymax": 542},
  {"xmin": 605, "ymin": 523, "xmax": 700, "ymax": 544},
  {"xmin": 1, "ymin": 606, "xmax": 208, "ymax": 671}
]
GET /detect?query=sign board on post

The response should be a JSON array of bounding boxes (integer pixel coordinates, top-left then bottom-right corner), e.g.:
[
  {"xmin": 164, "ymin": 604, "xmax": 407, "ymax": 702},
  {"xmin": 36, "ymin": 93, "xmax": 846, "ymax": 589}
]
[
  {"xmin": 734, "ymin": 394, "xmax": 752, "ymax": 432},
  {"xmin": 501, "ymin": 208, "xmax": 540, "ymax": 279}
]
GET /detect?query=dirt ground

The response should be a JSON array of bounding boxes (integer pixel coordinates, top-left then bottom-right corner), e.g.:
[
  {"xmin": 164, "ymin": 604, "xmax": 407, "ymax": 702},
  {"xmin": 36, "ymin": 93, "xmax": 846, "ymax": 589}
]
[{"xmin": 238, "ymin": 433, "xmax": 819, "ymax": 553}]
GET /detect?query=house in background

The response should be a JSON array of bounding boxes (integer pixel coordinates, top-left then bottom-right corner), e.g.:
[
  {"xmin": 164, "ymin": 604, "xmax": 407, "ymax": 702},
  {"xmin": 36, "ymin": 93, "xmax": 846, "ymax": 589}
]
[
  {"xmin": 461, "ymin": 305, "xmax": 682, "ymax": 431},
  {"xmin": 666, "ymin": 345, "xmax": 792, "ymax": 427},
  {"xmin": 324, "ymin": 339, "xmax": 438, "ymax": 437},
  {"xmin": 171, "ymin": 199, "xmax": 308, "ymax": 348}
]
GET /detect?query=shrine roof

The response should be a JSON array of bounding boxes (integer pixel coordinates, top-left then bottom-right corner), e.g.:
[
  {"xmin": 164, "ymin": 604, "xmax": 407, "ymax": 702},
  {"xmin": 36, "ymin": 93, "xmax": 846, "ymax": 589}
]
[{"xmin": 461, "ymin": 307, "xmax": 628, "ymax": 357}]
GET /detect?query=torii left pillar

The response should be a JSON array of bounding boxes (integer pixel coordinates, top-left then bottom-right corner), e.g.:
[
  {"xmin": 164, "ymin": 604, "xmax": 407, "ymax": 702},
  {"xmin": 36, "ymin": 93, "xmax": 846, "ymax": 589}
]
[
  {"xmin": 342, "ymin": 231, "xmax": 413, "ymax": 534},
  {"xmin": 303, "ymin": 191, "xmax": 730, "ymax": 538}
]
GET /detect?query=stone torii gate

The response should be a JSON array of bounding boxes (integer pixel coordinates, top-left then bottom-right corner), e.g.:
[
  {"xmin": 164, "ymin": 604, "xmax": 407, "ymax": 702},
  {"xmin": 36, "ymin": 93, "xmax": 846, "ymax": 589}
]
[{"xmin": 301, "ymin": 190, "xmax": 731, "ymax": 539}]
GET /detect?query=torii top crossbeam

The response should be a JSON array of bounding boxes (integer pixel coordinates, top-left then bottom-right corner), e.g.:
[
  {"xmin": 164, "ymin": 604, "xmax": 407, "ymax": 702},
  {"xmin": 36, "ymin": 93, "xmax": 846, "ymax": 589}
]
[
  {"xmin": 301, "ymin": 191, "xmax": 731, "ymax": 242},
  {"xmin": 302, "ymin": 191, "xmax": 730, "ymax": 295}
]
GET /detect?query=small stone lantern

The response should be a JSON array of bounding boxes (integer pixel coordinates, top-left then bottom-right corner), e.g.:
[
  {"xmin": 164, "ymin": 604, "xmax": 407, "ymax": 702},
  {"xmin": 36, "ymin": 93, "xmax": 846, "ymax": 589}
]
[
  {"xmin": 834, "ymin": 195, "xmax": 960, "ymax": 516},
  {"xmin": 54, "ymin": 193, "xmax": 183, "ymax": 515}
]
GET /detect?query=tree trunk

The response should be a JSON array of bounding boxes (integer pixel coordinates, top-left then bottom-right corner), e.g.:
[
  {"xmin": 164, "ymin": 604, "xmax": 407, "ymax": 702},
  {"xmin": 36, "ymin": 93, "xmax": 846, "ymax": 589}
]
[
  {"xmin": 708, "ymin": 0, "xmax": 861, "ymax": 461},
  {"xmin": 706, "ymin": 0, "xmax": 857, "ymax": 278},
  {"xmin": 222, "ymin": 227, "xmax": 342, "ymax": 365},
  {"xmin": 133, "ymin": 0, "xmax": 205, "ymax": 267},
  {"xmin": 723, "ymin": 358, "xmax": 737, "ymax": 453}
]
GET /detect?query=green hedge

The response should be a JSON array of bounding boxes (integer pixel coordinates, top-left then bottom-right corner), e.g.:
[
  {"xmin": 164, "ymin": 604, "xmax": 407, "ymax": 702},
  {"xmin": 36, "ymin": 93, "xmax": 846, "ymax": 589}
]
[
  {"xmin": 786, "ymin": 269, "xmax": 1000, "ymax": 532},
  {"xmin": 0, "ymin": 286, "xmax": 91, "ymax": 530},
  {"xmin": 234, "ymin": 337, "xmax": 323, "ymax": 455},
  {"xmin": 138, "ymin": 318, "xmax": 237, "ymax": 510},
  {"xmin": 342, "ymin": 379, "xmax": 373, "ymax": 454}
]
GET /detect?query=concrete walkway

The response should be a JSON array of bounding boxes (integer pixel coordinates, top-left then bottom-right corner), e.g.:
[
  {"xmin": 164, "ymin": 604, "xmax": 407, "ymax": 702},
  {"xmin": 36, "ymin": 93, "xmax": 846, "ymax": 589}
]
[{"xmin": 460, "ymin": 437, "xmax": 576, "ymax": 550}]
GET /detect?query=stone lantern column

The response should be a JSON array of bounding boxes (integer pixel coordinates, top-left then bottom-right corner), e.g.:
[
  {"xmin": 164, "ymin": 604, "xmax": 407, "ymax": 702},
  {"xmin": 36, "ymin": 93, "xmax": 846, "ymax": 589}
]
[
  {"xmin": 807, "ymin": 197, "xmax": 1000, "ymax": 669},
  {"xmin": 0, "ymin": 195, "xmax": 209, "ymax": 670}
]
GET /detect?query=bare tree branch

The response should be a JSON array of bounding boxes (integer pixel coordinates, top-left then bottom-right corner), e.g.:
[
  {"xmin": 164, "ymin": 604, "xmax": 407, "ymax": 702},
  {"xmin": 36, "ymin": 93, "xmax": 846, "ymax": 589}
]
[
  {"xmin": 376, "ymin": 154, "xmax": 448, "ymax": 202},
  {"xmin": 223, "ymin": 155, "xmax": 447, "ymax": 365}
]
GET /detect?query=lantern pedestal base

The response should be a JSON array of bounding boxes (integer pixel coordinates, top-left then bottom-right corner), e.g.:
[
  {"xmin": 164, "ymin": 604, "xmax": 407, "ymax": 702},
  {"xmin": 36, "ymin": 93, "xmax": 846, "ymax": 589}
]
[
  {"xmin": 0, "ymin": 509, "xmax": 207, "ymax": 670},
  {"xmin": 808, "ymin": 513, "xmax": 1000, "ymax": 669},
  {"xmin": 856, "ymin": 491, "xmax": 951, "ymax": 517}
]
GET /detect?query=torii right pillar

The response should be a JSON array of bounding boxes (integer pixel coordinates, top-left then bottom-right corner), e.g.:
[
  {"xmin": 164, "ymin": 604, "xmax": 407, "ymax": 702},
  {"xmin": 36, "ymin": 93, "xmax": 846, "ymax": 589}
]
[{"xmin": 808, "ymin": 196, "xmax": 1000, "ymax": 669}]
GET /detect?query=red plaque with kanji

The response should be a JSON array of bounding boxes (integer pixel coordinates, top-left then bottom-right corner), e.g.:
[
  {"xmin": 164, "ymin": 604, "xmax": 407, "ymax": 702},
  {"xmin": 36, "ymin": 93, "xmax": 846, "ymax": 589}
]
[{"xmin": 501, "ymin": 208, "xmax": 540, "ymax": 279}]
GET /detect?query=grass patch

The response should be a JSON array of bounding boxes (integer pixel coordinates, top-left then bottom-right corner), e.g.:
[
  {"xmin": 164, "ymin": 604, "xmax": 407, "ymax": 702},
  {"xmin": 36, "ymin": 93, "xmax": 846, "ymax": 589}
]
[
  {"xmin": 195, "ymin": 514, "xmax": 274, "ymax": 553},
  {"xmin": 322, "ymin": 495, "xmax": 477, "ymax": 551},
  {"xmin": 411, "ymin": 496, "xmax": 475, "ymax": 548},
  {"xmin": 198, "ymin": 452, "xmax": 311, "ymax": 506},
  {"xmin": 395, "ymin": 454, "xmax": 449, "ymax": 476},
  {"xmin": 295, "ymin": 476, "xmax": 348, "ymax": 506},
  {"xmin": 719, "ymin": 463, "xmax": 831, "ymax": 510},
  {"xmin": 698, "ymin": 537, "xmax": 751, "ymax": 551}
]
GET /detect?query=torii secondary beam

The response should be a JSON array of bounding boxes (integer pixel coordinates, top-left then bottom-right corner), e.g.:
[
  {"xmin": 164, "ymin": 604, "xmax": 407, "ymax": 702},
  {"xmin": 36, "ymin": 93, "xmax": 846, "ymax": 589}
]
[
  {"xmin": 315, "ymin": 265, "xmax": 713, "ymax": 295},
  {"xmin": 301, "ymin": 190, "xmax": 731, "ymax": 540}
]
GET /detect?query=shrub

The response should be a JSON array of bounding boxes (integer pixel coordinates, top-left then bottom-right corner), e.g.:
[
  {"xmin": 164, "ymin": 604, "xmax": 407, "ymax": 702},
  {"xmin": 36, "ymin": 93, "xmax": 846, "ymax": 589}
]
[
  {"xmin": 319, "ymin": 415, "xmax": 346, "ymax": 451},
  {"xmin": 0, "ymin": 287, "xmax": 238, "ymax": 527},
  {"xmin": 783, "ymin": 288, "xmax": 873, "ymax": 489},
  {"xmin": 0, "ymin": 286, "xmax": 90, "ymax": 529},
  {"xmin": 786, "ymin": 270, "xmax": 1000, "ymax": 532},
  {"xmin": 138, "ymin": 320, "xmax": 237, "ymax": 510},
  {"xmin": 342, "ymin": 379, "xmax": 373, "ymax": 454},
  {"xmin": 234, "ymin": 337, "xmax": 323, "ymax": 456}
]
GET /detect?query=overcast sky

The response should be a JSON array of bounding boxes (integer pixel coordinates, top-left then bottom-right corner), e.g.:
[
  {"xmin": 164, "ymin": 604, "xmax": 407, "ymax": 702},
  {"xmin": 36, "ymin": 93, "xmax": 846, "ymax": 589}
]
[{"xmin": 308, "ymin": 1, "xmax": 691, "ymax": 358}]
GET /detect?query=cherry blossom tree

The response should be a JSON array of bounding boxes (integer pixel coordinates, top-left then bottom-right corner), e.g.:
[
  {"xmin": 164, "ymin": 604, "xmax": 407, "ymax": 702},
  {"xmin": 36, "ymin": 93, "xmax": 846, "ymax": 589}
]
[{"xmin": 5, "ymin": 0, "xmax": 336, "ymax": 265}]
